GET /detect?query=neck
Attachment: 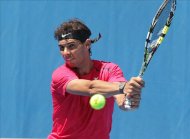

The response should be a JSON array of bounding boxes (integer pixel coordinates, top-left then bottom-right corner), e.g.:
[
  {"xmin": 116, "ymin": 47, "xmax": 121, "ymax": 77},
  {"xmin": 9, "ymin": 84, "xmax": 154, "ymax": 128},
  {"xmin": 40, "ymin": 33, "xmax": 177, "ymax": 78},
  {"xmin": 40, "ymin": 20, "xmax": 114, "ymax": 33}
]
[{"xmin": 75, "ymin": 59, "xmax": 94, "ymax": 75}]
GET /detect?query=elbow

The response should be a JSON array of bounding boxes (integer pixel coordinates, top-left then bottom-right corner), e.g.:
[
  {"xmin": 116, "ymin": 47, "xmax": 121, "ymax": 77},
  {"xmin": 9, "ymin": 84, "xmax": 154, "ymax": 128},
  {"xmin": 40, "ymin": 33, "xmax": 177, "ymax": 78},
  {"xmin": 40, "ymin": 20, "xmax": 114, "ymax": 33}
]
[{"xmin": 88, "ymin": 80, "xmax": 97, "ymax": 96}]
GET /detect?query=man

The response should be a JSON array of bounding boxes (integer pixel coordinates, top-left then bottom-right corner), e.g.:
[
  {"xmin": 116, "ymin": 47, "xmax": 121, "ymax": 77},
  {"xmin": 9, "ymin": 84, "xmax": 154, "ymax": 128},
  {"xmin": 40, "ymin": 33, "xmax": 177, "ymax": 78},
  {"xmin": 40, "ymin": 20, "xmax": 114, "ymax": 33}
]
[{"xmin": 48, "ymin": 19, "xmax": 144, "ymax": 139}]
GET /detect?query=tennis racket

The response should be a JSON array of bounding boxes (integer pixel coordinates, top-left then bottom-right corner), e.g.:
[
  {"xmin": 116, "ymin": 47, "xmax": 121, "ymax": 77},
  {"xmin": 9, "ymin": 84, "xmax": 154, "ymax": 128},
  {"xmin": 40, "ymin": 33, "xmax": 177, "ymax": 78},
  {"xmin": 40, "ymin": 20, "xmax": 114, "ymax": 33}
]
[{"xmin": 125, "ymin": 0, "xmax": 177, "ymax": 109}]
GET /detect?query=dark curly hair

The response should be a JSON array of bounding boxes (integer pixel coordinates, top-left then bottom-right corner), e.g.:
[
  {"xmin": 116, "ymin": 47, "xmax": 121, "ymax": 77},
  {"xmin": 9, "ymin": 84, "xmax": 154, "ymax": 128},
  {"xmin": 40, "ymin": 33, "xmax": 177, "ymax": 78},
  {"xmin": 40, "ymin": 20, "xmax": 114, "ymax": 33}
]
[{"xmin": 54, "ymin": 19, "xmax": 92, "ymax": 55}]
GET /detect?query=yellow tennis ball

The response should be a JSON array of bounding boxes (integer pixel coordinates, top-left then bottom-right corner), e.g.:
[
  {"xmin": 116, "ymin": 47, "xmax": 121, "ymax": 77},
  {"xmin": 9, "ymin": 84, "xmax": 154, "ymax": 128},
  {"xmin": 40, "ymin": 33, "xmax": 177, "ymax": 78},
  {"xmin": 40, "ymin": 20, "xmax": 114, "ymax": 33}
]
[{"xmin": 89, "ymin": 94, "xmax": 106, "ymax": 110}]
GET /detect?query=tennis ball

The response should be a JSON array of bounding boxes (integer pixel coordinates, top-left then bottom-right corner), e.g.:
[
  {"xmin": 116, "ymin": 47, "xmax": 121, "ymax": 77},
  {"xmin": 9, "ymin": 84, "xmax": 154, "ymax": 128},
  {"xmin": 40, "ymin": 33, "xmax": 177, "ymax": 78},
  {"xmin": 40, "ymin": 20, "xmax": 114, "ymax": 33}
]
[{"xmin": 89, "ymin": 94, "xmax": 106, "ymax": 110}]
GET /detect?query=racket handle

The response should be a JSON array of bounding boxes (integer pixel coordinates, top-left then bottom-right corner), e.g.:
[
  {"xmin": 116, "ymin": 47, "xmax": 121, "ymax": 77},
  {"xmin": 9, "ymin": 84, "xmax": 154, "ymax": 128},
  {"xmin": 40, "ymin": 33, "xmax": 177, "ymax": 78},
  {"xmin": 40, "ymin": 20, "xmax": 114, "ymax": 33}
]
[{"xmin": 124, "ymin": 96, "xmax": 133, "ymax": 110}]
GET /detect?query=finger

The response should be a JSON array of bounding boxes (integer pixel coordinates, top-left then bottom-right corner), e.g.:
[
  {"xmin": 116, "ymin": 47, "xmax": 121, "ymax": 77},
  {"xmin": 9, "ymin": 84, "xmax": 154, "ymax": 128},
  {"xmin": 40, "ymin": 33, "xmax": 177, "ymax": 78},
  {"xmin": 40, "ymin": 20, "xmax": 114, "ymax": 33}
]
[
  {"xmin": 131, "ymin": 77, "xmax": 145, "ymax": 87},
  {"xmin": 123, "ymin": 99, "xmax": 140, "ymax": 110},
  {"xmin": 126, "ymin": 90, "xmax": 142, "ymax": 97},
  {"xmin": 130, "ymin": 101, "xmax": 140, "ymax": 108},
  {"xmin": 128, "ymin": 80, "xmax": 144, "ymax": 91},
  {"xmin": 126, "ymin": 92, "xmax": 141, "ymax": 101},
  {"xmin": 131, "ymin": 94, "xmax": 141, "ymax": 99},
  {"xmin": 131, "ymin": 104, "xmax": 140, "ymax": 109},
  {"xmin": 124, "ymin": 97, "xmax": 140, "ymax": 105}
]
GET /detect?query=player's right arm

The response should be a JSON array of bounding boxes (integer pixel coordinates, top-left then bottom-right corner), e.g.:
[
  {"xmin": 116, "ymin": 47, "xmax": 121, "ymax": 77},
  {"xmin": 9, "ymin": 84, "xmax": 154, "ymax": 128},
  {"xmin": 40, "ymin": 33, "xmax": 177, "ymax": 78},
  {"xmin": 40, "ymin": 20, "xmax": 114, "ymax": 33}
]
[
  {"xmin": 66, "ymin": 77, "xmax": 144, "ymax": 98},
  {"xmin": 66, "ymin": 79, "xmax": 121, "ymax": 97}
]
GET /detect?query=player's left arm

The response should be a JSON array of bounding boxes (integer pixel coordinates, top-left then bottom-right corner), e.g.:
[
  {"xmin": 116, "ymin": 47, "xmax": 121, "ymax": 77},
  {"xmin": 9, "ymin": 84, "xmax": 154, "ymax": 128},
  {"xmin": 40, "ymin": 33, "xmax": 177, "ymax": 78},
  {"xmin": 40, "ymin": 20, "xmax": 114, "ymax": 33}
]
[
  {"xmin": 114, "ymin": 93, "xmax": 141, "ymax": 111},
  {"xmin": 114, "ymin": 93, "xmax": 126, "ymax": 109}
]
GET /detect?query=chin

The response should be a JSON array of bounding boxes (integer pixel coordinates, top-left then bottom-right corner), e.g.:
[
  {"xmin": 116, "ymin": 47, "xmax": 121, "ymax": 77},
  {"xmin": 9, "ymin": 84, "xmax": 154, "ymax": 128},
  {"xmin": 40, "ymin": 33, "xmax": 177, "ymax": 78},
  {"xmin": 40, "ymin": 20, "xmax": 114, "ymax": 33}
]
[{"xmin": 66, "ymin": 62, "xmax": 76, "ymax": 68}]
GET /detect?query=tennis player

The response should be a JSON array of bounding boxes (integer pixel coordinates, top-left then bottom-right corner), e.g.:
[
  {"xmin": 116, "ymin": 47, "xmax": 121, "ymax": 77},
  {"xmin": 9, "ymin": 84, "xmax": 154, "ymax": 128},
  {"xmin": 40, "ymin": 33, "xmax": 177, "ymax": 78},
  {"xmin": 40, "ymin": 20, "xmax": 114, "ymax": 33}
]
[{"xmin": 48, "ymin": 18, "xmax": 144, "ymax": 139}]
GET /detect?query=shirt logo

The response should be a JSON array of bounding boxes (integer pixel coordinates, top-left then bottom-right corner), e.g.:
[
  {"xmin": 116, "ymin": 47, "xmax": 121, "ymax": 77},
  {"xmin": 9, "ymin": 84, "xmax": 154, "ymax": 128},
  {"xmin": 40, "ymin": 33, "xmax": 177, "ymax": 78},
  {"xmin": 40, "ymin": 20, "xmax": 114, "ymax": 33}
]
[{"xmin": 93, "ymin": 77, "xmax": 99, "ymax": 80}]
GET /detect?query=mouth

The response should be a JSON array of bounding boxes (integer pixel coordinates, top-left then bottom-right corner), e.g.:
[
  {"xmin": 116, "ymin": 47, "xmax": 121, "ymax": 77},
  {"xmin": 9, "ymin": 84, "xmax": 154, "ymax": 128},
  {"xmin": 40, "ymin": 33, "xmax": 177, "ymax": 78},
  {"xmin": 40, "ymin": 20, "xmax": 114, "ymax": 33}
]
[
  {"xmin": 63, "ymin": 55, "xmax": 70, "ymax": 59},
  {"xmin": 64, "ymin": 57, "xmax": 76, "ymax": 68},
  {"xmin": 64, "ymin": 57, "xmax": 74, "ymax": 62}
]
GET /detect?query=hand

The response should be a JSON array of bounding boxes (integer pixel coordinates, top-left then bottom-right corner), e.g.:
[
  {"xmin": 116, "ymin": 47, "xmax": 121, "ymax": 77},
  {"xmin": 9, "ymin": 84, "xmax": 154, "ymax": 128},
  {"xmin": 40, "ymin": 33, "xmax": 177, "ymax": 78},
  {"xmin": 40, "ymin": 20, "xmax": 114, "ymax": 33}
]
[{"xmin": 123, "ymin": 77, "xmax": 145, "ymax": 110}]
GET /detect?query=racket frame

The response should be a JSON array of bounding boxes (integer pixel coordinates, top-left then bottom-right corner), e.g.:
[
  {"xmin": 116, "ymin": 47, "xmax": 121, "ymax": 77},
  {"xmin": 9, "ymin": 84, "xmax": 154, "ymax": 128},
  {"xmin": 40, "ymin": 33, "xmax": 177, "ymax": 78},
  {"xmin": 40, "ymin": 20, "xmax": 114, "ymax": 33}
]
[{"xmin": 138, "ymin": 0, "xmax": 176, "ymax": 77}]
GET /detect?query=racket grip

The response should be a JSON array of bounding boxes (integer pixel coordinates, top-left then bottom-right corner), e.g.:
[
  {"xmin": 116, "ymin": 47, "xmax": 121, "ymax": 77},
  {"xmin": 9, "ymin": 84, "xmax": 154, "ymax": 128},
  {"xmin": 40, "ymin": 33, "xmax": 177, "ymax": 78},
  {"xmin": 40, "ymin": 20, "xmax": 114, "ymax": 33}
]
[{"xmin": 124, "ymin": 96, "xmax": 133, "ymax": 110}]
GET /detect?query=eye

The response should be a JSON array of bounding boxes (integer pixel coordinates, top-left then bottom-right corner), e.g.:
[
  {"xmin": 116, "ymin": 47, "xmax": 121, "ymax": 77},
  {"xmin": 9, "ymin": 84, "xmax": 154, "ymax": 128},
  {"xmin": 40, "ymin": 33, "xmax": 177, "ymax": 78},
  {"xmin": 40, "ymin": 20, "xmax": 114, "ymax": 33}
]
[
  {"xmin": 59, "ymin": 45, "xmax": 65, "ymax": 51},
  {"xmin": 67, "ymin": 43, "xmax": 76, "ymax": 50},
  {"xmin": 58, "ymin": 42, "xmax": 78, "ymax": 51}
]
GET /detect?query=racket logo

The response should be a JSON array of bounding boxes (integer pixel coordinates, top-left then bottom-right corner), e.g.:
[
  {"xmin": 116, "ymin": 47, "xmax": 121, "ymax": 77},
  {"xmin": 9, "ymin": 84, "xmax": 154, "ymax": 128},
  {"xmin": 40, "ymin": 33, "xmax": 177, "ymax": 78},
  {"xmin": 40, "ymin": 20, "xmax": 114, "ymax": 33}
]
[
  {"xmin": 157, "ymin": 36, "xmax": 164, "ymax": 44},
  {"xmin": 162, "ymin": 25, "xmax": 169, "ymax": 34}
]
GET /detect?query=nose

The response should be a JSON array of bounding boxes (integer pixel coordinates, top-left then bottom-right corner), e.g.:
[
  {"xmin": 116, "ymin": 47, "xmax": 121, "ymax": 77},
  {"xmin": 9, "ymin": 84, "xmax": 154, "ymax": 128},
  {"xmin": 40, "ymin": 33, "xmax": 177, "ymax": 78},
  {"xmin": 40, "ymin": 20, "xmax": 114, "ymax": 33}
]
[{"xmin": 61, "ymin": 47, "xmax": 70, "ymax": 55}]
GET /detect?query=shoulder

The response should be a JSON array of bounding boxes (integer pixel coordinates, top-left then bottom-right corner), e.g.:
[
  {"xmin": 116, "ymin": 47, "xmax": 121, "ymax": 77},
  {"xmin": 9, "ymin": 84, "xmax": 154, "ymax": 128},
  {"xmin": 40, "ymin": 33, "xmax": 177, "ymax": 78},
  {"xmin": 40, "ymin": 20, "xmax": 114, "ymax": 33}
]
[
  {"xmin": 93, "ymin": 60, "xmax": 119, "ymax": 70},
  {"xmin": 93, "ymin": 60, "xmax": 126, "ymax": 82},
  {"xmin": 52, "ymin": 64, "xmax": 66, "ymax": 78},
  {"xmin": 52, "ymin": 64, "xmax": 77, "ymax": 82}
]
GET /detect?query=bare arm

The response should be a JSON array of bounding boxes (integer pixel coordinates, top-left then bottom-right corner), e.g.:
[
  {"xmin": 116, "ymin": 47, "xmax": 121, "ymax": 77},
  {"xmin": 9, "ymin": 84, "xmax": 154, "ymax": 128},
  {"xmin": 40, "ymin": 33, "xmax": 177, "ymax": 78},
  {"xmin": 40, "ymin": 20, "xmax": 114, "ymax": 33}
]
[
  {"xmin": 66, "ymin": 76, "xmax": 144, "ymax": 109},
  {"xmin": 66, "ymin": 79, "xmax": 121, "ymax": 98}
]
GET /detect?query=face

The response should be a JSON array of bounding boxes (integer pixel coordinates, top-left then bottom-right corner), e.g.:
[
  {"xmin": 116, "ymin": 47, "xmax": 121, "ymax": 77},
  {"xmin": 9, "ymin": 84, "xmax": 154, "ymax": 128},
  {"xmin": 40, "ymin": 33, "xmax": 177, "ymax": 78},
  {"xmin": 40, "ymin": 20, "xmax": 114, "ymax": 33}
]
[{"xmin": 58, "ymin": 39, "xmax": 90, "ymax": 68}]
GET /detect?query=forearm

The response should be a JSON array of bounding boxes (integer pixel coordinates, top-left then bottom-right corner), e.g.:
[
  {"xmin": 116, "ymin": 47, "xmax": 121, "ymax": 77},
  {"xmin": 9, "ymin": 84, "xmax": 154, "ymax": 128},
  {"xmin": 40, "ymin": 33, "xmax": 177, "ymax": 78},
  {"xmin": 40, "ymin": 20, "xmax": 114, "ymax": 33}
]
[
  {"xmin": 89, "ymin": 80, "xmax": 121, "ymax": 97},
  {"xmin": 66, "ymin": 79, "xmax": 121, "ymax": 97}
]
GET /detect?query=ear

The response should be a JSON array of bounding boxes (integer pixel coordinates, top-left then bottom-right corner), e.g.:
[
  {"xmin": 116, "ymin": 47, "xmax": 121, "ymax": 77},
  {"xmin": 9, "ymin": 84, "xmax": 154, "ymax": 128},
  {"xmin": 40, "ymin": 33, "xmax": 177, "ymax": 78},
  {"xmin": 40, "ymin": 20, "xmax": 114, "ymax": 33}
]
[{"xmin": 84, "ymin": 39, "xmax": 91, "ymax": 49}]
